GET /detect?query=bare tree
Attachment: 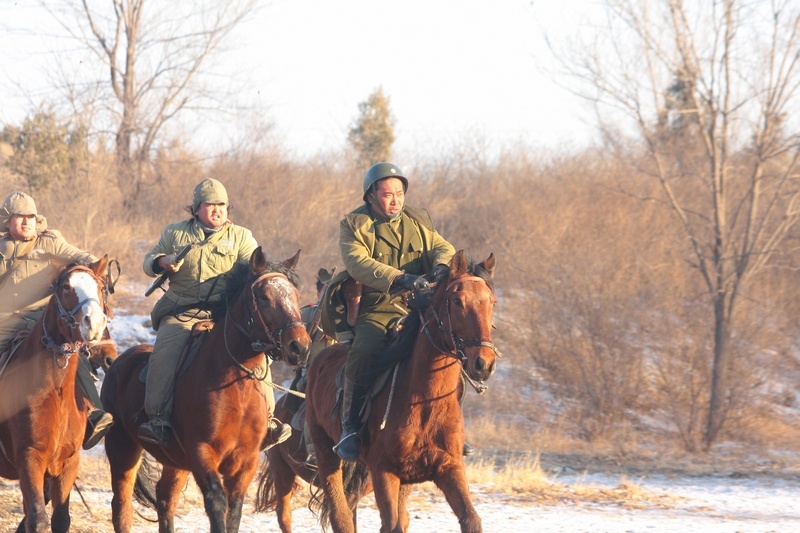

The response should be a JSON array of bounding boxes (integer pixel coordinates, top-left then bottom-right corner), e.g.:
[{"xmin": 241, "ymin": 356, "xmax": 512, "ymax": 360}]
[
  {"xmin": 35, "ymin": 0, "xmax": 257, "ymax": 207},
  {"xmin": 553, "ymin": 0, "xmax": 800, "ymax": 448},
  {"xmin": 348, "ymin": 86, "xmax": 396, "ymax": 169}
]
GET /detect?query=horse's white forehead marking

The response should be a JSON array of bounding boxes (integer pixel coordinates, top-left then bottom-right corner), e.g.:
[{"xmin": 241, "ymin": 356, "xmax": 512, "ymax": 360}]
[
  {"xmin": 70, "ymin": 271, "xmax": 98, "ymax": 302},
  {"xmin": 69, "ymin": 271, "xmax": 102, "ymax": 311},
  {"xmin": 265, "ymin": 276, "xmax": 297, "ymax": 311}
]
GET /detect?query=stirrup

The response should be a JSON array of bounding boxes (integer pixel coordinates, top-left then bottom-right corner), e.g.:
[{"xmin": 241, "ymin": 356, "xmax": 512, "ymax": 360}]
[
  {"xmin": 261, "ymin": 421, "xmax": 292, "ymax": 451},
  {"xmin": 83, "ymin": 411, "xmax": 114, "ymax": 450},
  {"xmin": 463, "ymin": 442, "xmax": 476, "ymax": 456},
  {"xmin": 137, "ymin": 418, "xmax": 172, "ymax": 445},
  {"xmin": 333, "ymin": 430, "xmax": 361, "ymax": 461}
]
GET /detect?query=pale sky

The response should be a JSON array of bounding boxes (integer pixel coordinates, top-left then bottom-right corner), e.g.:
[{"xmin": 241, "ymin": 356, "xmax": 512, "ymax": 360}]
[{"xmin": 0, "ymin": 0, "xmax": 602, "ymax": 159}]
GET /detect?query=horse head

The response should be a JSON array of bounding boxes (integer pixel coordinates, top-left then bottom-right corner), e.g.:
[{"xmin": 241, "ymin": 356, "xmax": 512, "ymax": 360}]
[
  {"xmin": 247, "ymin": 247, "xmax": 311, "ymax": 367},
  {"xmin": 430, "ymin": 250, "xmax": 499, "ymax": 383},
  {"xmin": 51, "ymin": 255, "xmax": 111, "ymax": 347}
]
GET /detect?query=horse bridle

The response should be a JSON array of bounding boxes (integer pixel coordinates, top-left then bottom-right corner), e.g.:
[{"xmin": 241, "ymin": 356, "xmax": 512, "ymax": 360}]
[
  {"xmin": 420, "ymin": 275, "xmax": 502, "ymax": 394},
  {"xmin": 223, "ymin": 271, "xmax": 304, "ymax": 376},
  {"xmin": 42, "ymin": 265, "xmax": 107, "ymax": 367}
]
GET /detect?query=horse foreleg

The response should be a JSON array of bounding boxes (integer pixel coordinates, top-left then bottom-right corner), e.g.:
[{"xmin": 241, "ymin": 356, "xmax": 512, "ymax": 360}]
[
  {"xmin": 315, "ymin": 443, "xmax": 355, "ymax": 533},
  {"xmin": 371, "ymin": 471, "xmax": 403, "ymax": 533},
  {"xmin": 156, "ymin": 467, "xmax": 189, "ymax": 533},
  {"xmin": 270, "ymin": 448, "xmax": 299, "ymax": 533},
  {"xmin": 48, "ymin": 458, "xmax": 80, "ymax": 533},
  {"xmin": 433, "ymin": 465, "xmax": 482, "ymax": 533},
  {"xmin": 222, "ymin": 457, "xmax": 260, "ymax": 533},
  {"xmin": 398, "ymin": 484, "xmax": 412, "ymax": 532},
  {"xmin": 193, "ymin": 469, "xmax": 227, "ymax": 533},
  {"xmin": 17, "ymin": 458, "xmax": 49, "ymax": 532},
  {"xmin": 107, "ymin": 434, "xmax": 144, "ymax": 533}
]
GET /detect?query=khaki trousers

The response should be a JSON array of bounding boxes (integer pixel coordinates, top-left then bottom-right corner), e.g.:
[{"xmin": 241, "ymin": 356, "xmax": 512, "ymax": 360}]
[{"xmin": 144, "ymin": 310, "xmax": 276, "ymax": 420}]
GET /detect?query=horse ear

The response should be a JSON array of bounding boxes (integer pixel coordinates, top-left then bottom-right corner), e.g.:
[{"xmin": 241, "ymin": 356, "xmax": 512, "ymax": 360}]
[
  {"xmin": 479, "ymin": 253, "xmax": 496, "ymax": 278},
  {"xmin": 91, "ymin": 254, "xmax": 109, "ymax": 278},
  {"xmin": 250, "ymin": 246, "xmax": 267, "ymax": 273},
  {"xmin": 451, "ymin": 250, "xmax": 468, "ymax": 277},
  {"xmin": 284, "ymin": 249, "xmax": 301, "ymax": 270}
]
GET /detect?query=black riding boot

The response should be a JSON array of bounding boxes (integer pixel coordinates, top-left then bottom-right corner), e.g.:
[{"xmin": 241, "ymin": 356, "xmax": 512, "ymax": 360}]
[
  {"xmin": 333, "ymin": 379, "xmax": 370, "ymax": 461},
  {"xmin": 77, "ymin": 355, "xmax": 114, "ymax": 449}
]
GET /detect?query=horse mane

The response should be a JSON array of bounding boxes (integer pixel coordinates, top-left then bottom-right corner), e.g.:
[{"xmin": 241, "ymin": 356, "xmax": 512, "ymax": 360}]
[
  {"xmin": 465, "ymin": 258, "xmax": 495, "ymax": 293},
  {"xmin": 211, "ymin": 259, "xmax": 302, "ymax": 321},
  {"xmin": 383, "ymin": 256, "xmax": 493, "ymax": 360}
]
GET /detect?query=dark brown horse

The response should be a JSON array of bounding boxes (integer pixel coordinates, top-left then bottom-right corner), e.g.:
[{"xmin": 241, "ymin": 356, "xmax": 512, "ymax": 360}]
[
  {"xmin": 101, "ymin": 248, "xmax": 311, "ymax": 533},
  {"xmin": 0, "ymin": 257, "xmax": 112, "ymax": 533},
  {"xmin": 305, "ymin": 250, "xmax": 499, "ymax": 533}
]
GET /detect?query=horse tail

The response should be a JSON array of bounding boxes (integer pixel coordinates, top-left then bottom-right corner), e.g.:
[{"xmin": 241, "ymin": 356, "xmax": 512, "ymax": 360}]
[
  {"xmin": 312, "ymin": 461, "xmax": 370, "ymax": 529},
  {"xmin": 132, "ymin": 452, "xmax": 158, "ymax": 509},
  {"xmin": 254, "ymin": 455, "xmax": 278, "ymax": 512}
]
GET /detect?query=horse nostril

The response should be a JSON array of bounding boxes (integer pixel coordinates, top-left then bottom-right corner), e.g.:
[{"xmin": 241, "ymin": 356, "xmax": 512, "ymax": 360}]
[
  {"xmin": 290, "ymin": 341, "xmax": 310, "ymax": 364},
  {"xmin": 475, "ymin": 357, "xmax": 486, "ymax": 372}
]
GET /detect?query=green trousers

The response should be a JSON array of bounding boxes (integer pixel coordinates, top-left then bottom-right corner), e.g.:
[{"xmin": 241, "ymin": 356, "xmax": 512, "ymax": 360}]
[{"xmin": 345, "ymin": 292, "xmax": 408, "ymax": 385}]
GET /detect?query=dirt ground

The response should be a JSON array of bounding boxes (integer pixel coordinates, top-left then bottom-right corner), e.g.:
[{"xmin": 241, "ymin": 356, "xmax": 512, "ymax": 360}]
[{"xmin": 2, "ymin": 448, "xmax": 798, "ymax": 532}]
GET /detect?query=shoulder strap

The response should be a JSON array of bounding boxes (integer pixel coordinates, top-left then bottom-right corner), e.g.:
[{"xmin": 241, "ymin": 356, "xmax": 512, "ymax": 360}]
[{"xmin": 0, "ymin": 238, "xmax": 37, "ymax": 289}]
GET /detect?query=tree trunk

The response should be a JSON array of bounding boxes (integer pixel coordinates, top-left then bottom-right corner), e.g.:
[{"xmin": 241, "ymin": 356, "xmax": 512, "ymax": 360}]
[{"xmin": 704, "ymin": 293, "xmax": 731, "ymax": 449}]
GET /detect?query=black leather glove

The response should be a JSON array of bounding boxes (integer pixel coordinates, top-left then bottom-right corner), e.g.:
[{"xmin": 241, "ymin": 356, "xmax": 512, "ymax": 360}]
[
  {"xmin": 392, "ymin": 273, "xmax": 430, "ymax": 292},
  {"xmin": 429, "ymin": 264, "xmax": 450, "ymax": 282}
]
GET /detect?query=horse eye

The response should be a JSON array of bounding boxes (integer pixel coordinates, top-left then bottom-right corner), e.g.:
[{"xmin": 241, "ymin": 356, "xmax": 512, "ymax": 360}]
[
  {"xmin": 453, "ymin": 297, "xmax": 464, "ymax": 308},
  {"xmin": 256, "ymin": 293, "xmax": 270, "ymax": 303}
]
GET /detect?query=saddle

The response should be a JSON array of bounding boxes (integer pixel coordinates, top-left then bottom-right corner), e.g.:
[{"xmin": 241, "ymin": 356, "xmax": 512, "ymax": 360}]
[{"xmin": 319, "ymin": 273, "xmax": 365, "ymax": 343}]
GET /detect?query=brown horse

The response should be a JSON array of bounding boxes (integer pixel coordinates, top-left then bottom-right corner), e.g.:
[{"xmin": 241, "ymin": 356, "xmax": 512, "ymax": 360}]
[
  {"xmin": 0, "ymin": 257, "xmax": 112, "ymax": 533},
  {"xmin": 101, "ymin": 248, "xmax": 311, "ymax": 533},
  {"xmin": 254, "ymin": 390, "xmax": 372, "ymax": 532},
  {"xmin": 305, "ymin": 250, "xmax": 499, "ymax": 533}
]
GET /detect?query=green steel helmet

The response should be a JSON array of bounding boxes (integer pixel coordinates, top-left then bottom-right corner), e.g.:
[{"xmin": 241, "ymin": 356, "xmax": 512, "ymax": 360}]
[
  {"xmin": 2, "ymin": 191, "xmax": 39, "ymax": 227},
  {"xmin": 362, "ymin": 162, "xmax": 408, "ymax": 201},
  {"xmin": 192, "ymin": 178, "xmax": 229, "ymax": 211}
]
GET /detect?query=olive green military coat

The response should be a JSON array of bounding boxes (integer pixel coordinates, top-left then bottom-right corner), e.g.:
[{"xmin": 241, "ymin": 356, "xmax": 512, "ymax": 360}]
[
  {"xmin": 339, "ymin": 204, "xmax": 455, "ymax": 291},
  {"xmin": 143, "ymin": 218, "xmax": 258, "ymax": 329}
]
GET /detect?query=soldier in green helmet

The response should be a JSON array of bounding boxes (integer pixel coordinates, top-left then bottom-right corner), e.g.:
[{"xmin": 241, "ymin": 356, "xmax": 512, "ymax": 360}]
[
  {"xmin": 332, "ymin": 162, "xmax": 468, "ymax": 461},
  {"xmin": 0, "ymin": 191, "xmax": 114, "ymax": 450},
  {"xmin": 138, "ymin": 178, "xmax": 292, "ymax": 448}
]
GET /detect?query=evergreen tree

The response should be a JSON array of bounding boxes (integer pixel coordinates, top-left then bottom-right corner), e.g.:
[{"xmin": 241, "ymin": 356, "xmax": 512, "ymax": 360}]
[{"xmin": 348, "ymin": 86, "xmax": 396, "ymax": 168}]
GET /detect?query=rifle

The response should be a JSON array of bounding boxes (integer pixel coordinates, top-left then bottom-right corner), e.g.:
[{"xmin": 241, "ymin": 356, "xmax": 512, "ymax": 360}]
[
  {"xmin": 144, "ymin": 243, "xmax": 195, "ymax": 297},
  {"xmin": 306, "ymin": 267, "xmax": 335, "ymax": 338}
]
